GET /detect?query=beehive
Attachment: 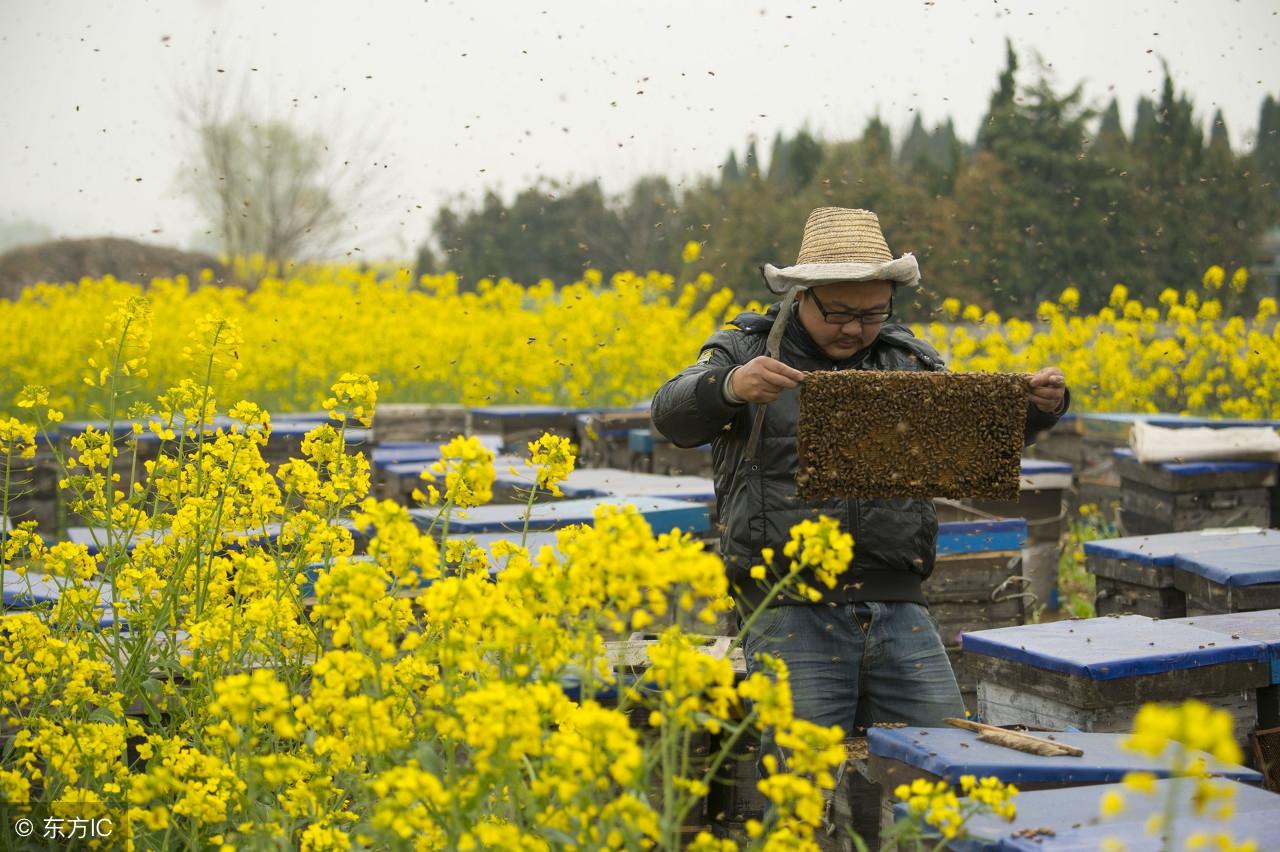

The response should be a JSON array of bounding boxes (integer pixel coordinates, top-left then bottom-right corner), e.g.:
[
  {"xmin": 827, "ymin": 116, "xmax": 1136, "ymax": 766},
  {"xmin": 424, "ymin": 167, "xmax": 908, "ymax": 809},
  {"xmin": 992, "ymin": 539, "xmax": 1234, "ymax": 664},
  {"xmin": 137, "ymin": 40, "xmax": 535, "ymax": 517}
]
[
  {"xmin": 1171, "ymin": 609, "xmax": 1280, "ymax": 731},
  {"xmin": 467, "ymin": 404, "xmax": 581, "ymax": 453},
  {"xmin": 576, "ymin": 409, "xmax": 652, "ymax": 469},
  {"xmin": 1114, "ymin": 449, "xmax": 1276, "ymax": 536},
  {"xmin": 370, "ymin": 403, "xmax": 469, "ymax": 444},
  {"xmin": 865, "ymin": 726, "xmax": 1264, "ymax": 847},
  {"xmin": 1085, "ymin": 528, "xmax": 1280, "ymax": 620},
  {"xmin": 2, "ymin": 433, "xmax": 59, "ymax": 537},
  {"xmin": 797, "ymin": 371, "xmax": 1028, "ymax": 501},
  {"xmin": 963, "ymin": 615, "xmax": 1270, "ymax": 747}
]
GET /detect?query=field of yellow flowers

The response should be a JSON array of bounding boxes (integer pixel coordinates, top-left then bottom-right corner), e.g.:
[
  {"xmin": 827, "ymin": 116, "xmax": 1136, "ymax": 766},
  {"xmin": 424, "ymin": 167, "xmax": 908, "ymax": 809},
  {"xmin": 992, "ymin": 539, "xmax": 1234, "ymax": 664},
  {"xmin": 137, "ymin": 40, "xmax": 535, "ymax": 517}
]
[
  {"xmin": 1, "ymin": 256, "xmax": 1277, "ymax": 421},
  {"xmin": 2, "ymin": 326, "xmax": 857, "ymax": 848},
  {"xmin": 0, "ymin": 256, "xmax": 1272, "ymax": 850}
]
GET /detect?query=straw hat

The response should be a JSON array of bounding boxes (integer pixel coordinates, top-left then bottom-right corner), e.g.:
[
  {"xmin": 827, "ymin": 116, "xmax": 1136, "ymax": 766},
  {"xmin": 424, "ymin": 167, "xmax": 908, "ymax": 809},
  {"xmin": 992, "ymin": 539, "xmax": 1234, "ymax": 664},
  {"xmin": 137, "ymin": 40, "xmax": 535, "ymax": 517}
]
[{"xmin": 761, "ymin": 207, "xmax": 920, "ymax": 295}]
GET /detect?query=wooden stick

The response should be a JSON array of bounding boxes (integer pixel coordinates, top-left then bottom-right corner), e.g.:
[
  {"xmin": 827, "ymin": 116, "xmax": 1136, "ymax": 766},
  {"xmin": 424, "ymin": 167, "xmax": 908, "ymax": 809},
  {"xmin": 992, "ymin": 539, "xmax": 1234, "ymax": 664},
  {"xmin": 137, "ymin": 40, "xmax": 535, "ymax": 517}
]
[{"xmin": 944, "ymin": 717, "xmax": 1085, "ymax": 758}]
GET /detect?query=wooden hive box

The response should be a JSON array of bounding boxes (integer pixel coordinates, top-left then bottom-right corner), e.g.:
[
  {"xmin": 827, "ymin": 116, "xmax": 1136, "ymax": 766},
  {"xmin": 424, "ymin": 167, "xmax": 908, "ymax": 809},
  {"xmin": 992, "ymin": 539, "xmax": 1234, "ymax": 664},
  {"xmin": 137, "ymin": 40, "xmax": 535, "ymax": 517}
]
[
  {"xmin": 935, "ymin": 458, "xmax": 1072, "ymax": 610},
  {"xmin": 816, "ymin": 737, "xmax": 881, "ymax": 852},
  {"xmin": 925, "ymin": 518, "xmax": 1028, "ymax": 714},
  {"xmin": 4, "ymin": 433, "xmax": 60, "ymax": 537},
  {"xmin": 1115, "ymin": 450, "xmax": 1276, "ymax": 536},
  {"xmin": 576, "ymin": 408, "xmax": 653, "ymax": 469},
  {"xmin": 1026, "ymin": 412, "xmax": 1084, "ymax": 467},
  {"xmin": 866, "ymin": 725, "xmax": 1263, "ymax": 847},
  {"xmin": 649, "ymin": 432, "xmax": 714, "ymax": 478},
  {"xmin": 370, "ymin": 403, "xmax": 469, "ymax": 444},
  {"xmin": 602, "ymin": 631, "xmax": 735, "ymax": 832},
  {"xmin": 706, "ymin": 728, "xmax": 764, "ymax": 838},
  {"xmin": 1171, "ymin": 609, "xmax": 1280, "ymax": 730},
  {"xmin": 410, "ymin": 496, "xmax": 710, "ymax": 538},
  {"xmin": 1074, "ymin": 413, "xmax": 1146, "ymax": 510},
  {"xmin": 1173, "ymin": 542, "xmax": 1280, "ymax": 615},
  {"xmin": 962, "ymin": 615, "xmax": 1270, "ymax": 747},
  {"xmin": 467, "ymin": 404, "xmax": 582, "ymax": 454},
  {"xmin": 1084, "ymin": 527, "xmax": 1279, "ymax": 620},
  {"xmin": 258, "ymin": 417, "xmax": 372, "ymax": 471},
  {"xmin": 58, "ymin": 420, "xmax": 164, "ymax": 528}
]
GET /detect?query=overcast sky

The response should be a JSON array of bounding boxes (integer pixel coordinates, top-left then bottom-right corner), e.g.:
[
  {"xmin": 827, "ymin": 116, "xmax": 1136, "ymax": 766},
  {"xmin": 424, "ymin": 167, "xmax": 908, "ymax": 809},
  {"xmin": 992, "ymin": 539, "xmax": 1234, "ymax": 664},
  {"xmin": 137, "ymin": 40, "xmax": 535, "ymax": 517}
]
[{"xmin": 2, "ymin": 0, "xmax": 1278, "ymax": 260}]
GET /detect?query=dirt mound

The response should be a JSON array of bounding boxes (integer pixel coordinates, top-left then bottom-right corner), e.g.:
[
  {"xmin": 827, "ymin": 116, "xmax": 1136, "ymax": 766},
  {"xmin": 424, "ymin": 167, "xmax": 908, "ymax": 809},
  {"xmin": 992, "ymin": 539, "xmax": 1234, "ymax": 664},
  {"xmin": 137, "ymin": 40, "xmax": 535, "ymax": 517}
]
[{"xmin": 0, "ymin": 237, "xmax": 232, "ymax": 299}]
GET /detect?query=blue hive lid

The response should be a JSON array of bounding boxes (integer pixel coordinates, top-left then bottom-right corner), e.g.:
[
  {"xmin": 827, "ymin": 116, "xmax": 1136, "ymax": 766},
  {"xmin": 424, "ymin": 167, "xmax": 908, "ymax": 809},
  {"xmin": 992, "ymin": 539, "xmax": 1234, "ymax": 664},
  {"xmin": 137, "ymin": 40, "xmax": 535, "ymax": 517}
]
[
  {"xmin": 469, "ymin": 404, "xmax": 581, "ymax": 418},
  {"xmin": 628, "ymin": 429, "xmax": 655, "ymax": 454},
  {"xmin": 554, "ymin": 469, "xmax": 716, "ymax": 503},
  {"xmin": 2, "ymin": 569, "xmax": 114, "ymax": 611},
  {"xmin": 1019, "ymin": 458, "xmax": 1073, "ymax": 475},
  {"xmin": 1173, "ymin": 542, "xmax": 1280, "ymax": 588},
  {"xmin": 58, "ymin": 420, "xmax": 161, "ymax": 442},
  {"xmin": 960, "ymin": 614, "xmax": 1268, "ymax": 680},
  {"xmin": 1169, "ymin": 609, "xmax": 1280, "ymax": 658},
  {"xmin": 949, "ymin": 778, "xmax": 1280, "ymax": 851},
  {"xmin": 867, "ymin": 726, "xmax": 1260, "ymax": 786},
  {"xmin": 1112, "ymin": 447, "xmax": 1277, "ymax": 475},
  {"xmin": 1084, "ymin": 527, "xmax": 1278, "ymax": 567},
  {"xmin": 937, "ymin": 519, "xmax": 1027, "ymax": 556},
  {"xmin": 409, "ymin": 496, "xmax": 709, "ymax": 536}
]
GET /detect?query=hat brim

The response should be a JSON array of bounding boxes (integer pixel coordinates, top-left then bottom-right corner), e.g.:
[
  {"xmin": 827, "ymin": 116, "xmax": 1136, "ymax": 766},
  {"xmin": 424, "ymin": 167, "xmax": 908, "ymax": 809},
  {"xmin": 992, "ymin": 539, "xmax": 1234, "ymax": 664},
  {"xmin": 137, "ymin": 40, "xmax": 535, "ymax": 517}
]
[{"xmin": 761, "ymin": 254, "xmax": 920, "ymax": 295}]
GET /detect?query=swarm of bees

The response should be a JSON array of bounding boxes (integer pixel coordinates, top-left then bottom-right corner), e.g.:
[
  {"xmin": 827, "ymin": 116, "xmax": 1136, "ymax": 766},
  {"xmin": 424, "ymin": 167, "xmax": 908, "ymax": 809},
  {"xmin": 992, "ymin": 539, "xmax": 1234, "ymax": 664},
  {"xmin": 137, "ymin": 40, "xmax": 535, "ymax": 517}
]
[{"xmin": 796, "ymin": 371, "xmax": 1028, "ymax": 500}]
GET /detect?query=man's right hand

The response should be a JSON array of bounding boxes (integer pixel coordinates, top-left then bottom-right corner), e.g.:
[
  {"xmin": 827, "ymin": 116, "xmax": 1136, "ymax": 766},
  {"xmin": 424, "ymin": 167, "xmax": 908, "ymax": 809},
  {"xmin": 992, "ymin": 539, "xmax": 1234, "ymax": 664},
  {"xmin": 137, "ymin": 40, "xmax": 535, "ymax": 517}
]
[{"xmin": 729, "ymin": 356, "xmax": 807, "ymax": 404}]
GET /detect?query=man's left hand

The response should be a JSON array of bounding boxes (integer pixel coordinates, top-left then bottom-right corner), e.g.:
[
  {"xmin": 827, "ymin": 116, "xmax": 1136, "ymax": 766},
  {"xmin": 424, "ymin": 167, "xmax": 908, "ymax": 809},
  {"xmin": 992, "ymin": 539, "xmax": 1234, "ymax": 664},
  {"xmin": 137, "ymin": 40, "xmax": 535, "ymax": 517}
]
[{"xmin": 1028, "ymin": 367, "xmax": 1067, "ymax": 414}]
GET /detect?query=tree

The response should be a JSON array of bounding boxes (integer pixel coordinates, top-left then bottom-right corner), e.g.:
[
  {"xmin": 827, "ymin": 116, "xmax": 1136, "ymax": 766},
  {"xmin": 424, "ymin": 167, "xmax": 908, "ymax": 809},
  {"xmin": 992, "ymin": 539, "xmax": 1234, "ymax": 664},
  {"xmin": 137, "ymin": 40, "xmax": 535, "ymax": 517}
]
[
  {"xmin": 721, "ymin": 150, "xmax": 742, "ymax": 185},
  {"xmin": 787, "ymin": 129, "xmax": 824, "ymax": 190},
  {"xmin": 743, "ymin": 139, "xmax": 762, "ymax": 180},
  {"xmin": 978, "ymin": 39, "xmax": 1019, "ymax": 151},
  {"xmin": 767, "ymin": 132, "xmax": 793, "ymax": 187},
  {"xmin": 178, "ymin": 86, "xmax": 386, "ymax": 266},
  {"xmin": 1255, "ymin": 95, "xmax": 1280, "ymax": 208},
  {"xmin": 967, "ymin": 52, "xmax": 1116, "ymax": 307},
  {"xmin": 1093, "ymin": 98, "xmax": 1128, "ymax": 160},
  {"xmin": 428, "ymin": 180, "xmax": 626, "ymax": 286},
  {"xmin": 898, "ymin": 115, "xmax": 932, "ymax": 171}
]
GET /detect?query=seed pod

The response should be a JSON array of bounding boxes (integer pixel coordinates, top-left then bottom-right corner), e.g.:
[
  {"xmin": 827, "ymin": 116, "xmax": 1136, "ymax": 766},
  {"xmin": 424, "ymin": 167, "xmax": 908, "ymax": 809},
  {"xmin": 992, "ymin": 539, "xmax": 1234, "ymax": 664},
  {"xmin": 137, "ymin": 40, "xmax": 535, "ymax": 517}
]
[{"xmin": 796, "ymin": 371, "xmax": 1028, "ymax": 500}]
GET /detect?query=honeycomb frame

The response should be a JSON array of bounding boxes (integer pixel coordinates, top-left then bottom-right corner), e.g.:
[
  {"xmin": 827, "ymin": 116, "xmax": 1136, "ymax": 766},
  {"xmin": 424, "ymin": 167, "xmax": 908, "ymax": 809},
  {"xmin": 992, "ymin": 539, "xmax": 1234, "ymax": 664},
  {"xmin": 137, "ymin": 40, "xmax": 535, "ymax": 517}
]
[{"xmin": 796, "ymin": 370, "xmax": 1029, "ymax": 500}]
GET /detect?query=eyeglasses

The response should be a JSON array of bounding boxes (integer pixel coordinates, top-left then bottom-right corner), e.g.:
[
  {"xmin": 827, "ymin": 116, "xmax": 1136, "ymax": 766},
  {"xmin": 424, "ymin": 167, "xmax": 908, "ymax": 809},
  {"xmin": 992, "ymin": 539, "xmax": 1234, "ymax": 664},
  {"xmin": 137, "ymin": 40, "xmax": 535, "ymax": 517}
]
[{"xmin": 807, "ymin": 289, "xmax": 893, "ymax": 325}]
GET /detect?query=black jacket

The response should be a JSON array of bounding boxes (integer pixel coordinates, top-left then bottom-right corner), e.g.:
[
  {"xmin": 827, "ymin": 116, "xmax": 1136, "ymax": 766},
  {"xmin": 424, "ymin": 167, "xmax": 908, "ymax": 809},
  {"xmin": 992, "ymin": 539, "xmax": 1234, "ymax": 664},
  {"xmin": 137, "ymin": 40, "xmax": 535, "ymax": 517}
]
[{"xmin": 651, "ymin": 302, "xmax": 1067, "ymax": 612}]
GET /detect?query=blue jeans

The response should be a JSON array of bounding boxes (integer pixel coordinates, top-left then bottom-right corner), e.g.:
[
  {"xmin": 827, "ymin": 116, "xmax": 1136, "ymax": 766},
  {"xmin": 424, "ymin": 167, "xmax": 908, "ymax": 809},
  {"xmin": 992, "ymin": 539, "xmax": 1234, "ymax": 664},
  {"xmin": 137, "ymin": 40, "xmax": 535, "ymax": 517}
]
[{"xmin": 743, "ymin": 601, "xmax": 964, "ymax": 772}]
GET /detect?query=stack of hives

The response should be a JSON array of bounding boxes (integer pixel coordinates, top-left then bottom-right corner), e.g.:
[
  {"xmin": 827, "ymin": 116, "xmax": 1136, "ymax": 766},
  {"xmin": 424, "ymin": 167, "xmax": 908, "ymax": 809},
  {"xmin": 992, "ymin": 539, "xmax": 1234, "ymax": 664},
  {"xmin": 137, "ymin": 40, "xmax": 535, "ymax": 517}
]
[
  {"xmin": 4, "ymin": 433, "xmax": 59, "ymax": 537},
  {"xmin": 576, "ymin": 409, "xmax": 652, "ymax": 469},
  {"xmin": 924, "ymin": 519, "xmax": 1030, "ymax": 713},
  {"xmin": 468, "ymin": 405, "xmax": 581, "ymax": 454},
  {"xmin": 935, "ymin": 458, "xmax": 1073, "ymax": 611},
  {"xmin": 1114, "ymin": 449, "xmax": 1275, "ymax": 536},
  {"xmin": 605, "ymin": 633, "xmax": 744, "ymax": 838},
  {"xmin": 58, "ymin": 420, "xmax": 164, "ymax": 529},
  {"xmin": 1073, "ymin": 413, "xmax": 1140, "ymax": 510},
  {"xmin": 963, "ymin": 615, "xmax": 1267, "ymax": 747},
  {"xmin": 627, "ymin": 427, "xmax": 715, "ymax": 478},
  {"xmin": 370, "ymin": 403, "xmax": 469, "ymax": 444},
  {"xmin": 1086, "ymin": 527, "xmax": 1280, "ymax": 620}
]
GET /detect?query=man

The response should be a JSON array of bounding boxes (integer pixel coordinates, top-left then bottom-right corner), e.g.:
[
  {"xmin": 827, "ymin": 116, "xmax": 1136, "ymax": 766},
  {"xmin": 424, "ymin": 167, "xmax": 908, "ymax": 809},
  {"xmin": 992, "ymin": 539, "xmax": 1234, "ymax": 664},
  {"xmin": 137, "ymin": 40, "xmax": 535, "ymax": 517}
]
[{"xmin": 651, "ymin": 207, "xmax": 1068, "ymax": 743}]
